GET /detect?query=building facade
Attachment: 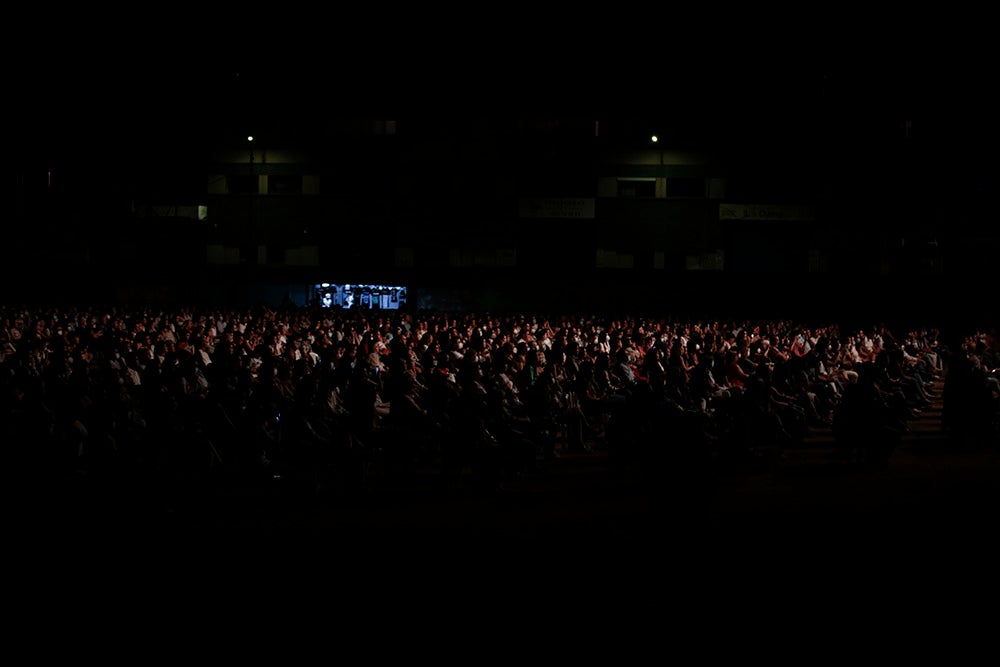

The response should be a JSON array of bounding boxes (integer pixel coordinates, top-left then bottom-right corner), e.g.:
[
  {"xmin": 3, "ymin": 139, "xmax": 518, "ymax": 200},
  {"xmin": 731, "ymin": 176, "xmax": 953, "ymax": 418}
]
[{"xmin": 9, "ymin": 112, "xmax": 990, "ymax": 324}]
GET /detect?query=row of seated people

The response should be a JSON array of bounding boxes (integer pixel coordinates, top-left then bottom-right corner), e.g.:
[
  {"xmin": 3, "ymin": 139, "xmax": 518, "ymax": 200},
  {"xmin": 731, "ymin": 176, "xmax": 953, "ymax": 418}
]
[
  {"xmin": 942, "ymin": 330, "xmax": 1000, "ymax": 448},
  {"xmin": 1, "ymin": 303, "xmax": 989, "ymax": 505}
]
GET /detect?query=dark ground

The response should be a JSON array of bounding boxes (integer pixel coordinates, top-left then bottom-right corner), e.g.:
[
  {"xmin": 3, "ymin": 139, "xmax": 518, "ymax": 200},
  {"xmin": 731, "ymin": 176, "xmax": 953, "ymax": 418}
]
[{"xmin": 12, "ymin": 387, "xmax": 1000, "ymax": 622}]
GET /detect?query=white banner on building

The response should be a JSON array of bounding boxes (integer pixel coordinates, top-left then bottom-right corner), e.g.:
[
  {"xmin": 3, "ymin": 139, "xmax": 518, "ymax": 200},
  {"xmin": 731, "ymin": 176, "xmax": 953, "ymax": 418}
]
[{"xmin": 719, "ymin": 203, "xmax": 814, "ymax": 221}]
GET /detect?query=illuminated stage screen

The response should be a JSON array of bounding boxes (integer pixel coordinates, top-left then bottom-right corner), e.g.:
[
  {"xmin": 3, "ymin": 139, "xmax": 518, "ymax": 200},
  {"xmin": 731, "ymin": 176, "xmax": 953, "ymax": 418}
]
[{"xmin": 313, "ymin": 284, "xmax": 407, "ymax": 310}]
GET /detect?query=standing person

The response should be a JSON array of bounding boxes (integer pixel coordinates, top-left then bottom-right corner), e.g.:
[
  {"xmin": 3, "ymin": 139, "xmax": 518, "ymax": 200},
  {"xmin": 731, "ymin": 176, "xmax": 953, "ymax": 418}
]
[{"xmin": 833, "ymin": 362, "xmax": 902, "ymax": 469}]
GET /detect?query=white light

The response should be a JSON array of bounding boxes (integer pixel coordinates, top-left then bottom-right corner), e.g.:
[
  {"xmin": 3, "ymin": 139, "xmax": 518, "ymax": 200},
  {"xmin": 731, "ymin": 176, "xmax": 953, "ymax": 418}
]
[
  {"xmin": 651, "ymin": 135, "xmax": 658, "ymax": 143},
  {"xmin": 247, "ymin": 135, "xmax": 254, "ymax": 143}
]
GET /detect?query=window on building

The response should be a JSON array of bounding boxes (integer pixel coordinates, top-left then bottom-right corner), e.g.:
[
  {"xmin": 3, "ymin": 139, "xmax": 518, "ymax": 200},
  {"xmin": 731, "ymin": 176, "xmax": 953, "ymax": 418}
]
[
  {"xmin": 666, "ymin": 176, "xmax": 704, "ymax": 198},
  {"xmin": 268, "ymin": 174, "xmax": 302, "ymax": 195},
  {"xmin": 617, "ymin": 178, "xmax": 656, "ymax": 198},
  {"xmin": 227, "ymin": 174, "xmax": 258, "ymax": 194},
  {"xmin": 372, "ymin": 119, "xmax": 397, "ymax": 136}
]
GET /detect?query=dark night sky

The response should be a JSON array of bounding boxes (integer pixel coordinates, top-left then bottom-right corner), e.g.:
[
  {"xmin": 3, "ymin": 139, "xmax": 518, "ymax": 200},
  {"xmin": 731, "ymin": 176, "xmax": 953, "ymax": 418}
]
[{"xmin": 13, "ymin": 11, "xmax": 997, "ymax": 167}]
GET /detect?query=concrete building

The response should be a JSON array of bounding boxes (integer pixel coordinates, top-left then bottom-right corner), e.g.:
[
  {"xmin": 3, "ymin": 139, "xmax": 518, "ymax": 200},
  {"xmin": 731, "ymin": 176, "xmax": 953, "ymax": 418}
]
[{"xmin": 9, "ymin": 108, "xmax": 993, "ymax": 327}]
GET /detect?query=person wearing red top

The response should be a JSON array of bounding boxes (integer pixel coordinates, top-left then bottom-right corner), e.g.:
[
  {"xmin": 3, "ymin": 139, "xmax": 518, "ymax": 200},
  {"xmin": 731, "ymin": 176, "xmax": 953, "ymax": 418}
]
[{"xmin": 723, "ymin": 349, "xmax": 751, "ymax": 392}]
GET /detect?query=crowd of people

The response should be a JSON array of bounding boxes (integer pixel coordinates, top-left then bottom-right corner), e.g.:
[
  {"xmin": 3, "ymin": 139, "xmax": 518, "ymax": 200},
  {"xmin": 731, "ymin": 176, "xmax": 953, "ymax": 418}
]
[{"xmin": 2, "ymin": 303, "xmax": 998, "ymax": 512}]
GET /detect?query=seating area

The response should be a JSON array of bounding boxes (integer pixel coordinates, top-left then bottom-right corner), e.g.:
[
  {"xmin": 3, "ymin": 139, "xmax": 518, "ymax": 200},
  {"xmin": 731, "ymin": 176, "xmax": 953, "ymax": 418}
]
[{"xmin": 4, "ymin": 302, "xmax": 996, "ymax": 513}]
